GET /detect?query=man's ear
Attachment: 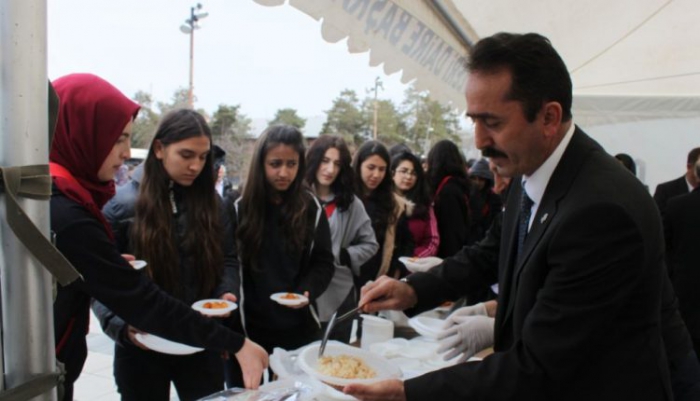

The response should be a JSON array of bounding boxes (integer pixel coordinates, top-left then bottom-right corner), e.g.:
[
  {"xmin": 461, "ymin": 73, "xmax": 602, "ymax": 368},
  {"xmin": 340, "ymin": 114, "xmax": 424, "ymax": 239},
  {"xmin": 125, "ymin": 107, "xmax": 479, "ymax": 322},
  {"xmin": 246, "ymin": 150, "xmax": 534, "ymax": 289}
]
[{"xmin": 542, "ymin": 101, "xmax": 563, "ymax": 136}]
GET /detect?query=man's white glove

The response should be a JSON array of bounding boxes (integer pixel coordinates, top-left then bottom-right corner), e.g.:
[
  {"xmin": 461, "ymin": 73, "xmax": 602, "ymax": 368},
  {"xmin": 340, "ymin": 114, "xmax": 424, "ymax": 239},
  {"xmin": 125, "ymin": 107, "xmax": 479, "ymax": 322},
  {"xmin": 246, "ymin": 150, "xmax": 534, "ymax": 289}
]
[
  {"xmin": 444, "ymin": 302, "xmax": 488, "ymax": 326},
  {"xmin": 436, "ymin": 315, "xmax": 494, "ymax": 362}
]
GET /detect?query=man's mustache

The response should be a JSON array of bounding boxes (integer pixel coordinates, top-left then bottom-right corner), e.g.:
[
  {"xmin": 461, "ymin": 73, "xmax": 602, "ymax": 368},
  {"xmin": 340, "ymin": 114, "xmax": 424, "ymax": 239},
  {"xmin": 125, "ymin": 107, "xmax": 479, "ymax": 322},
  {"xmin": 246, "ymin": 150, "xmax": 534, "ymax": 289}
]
[{"xmin": 481, "ymin": 147, "xmax": 507, "ymax": 159}]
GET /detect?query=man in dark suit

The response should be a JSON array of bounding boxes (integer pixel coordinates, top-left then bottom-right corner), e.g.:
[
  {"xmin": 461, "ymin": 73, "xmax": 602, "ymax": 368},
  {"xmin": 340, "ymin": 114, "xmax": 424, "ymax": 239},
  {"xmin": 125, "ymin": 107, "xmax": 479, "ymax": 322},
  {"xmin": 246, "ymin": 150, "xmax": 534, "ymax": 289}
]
[
  {"xmin": 654, "ymin": 147, "xmax": 700, "ymax": 214},
  {"xmin": 345, "ymin": 33, "xmax": 672, "ymax": 401},
  {"xmin": 664, "ymin": 159, "xmax": 700, "ymax": 360}
]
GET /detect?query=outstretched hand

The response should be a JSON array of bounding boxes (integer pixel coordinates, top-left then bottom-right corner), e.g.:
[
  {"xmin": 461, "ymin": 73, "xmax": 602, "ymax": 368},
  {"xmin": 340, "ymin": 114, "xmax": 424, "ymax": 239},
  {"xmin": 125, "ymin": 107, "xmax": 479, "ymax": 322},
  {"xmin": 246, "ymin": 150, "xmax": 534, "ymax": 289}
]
[
  {"xmin": 235, "ymin": 339, "xmax": 269, "ymax": 389},
  {"xmin": 359, "ymin": 276, "xmax": 417, "ymax": 313}
]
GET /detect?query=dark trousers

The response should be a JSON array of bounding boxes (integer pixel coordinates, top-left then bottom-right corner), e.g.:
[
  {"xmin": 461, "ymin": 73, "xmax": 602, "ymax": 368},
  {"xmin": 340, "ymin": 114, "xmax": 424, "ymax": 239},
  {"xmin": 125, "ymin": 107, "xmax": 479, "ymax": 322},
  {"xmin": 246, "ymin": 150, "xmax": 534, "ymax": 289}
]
[{"xmin": 114, "ymin": 343, "xmax": 224, "ymax": 401}]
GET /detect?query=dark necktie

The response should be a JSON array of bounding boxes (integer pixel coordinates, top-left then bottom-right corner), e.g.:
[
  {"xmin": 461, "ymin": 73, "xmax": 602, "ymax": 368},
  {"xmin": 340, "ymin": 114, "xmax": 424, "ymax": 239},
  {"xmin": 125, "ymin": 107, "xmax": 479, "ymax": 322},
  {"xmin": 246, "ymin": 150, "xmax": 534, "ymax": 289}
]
[{"xmin": 517, "ymin": 187, "xmax": 534, "ymax": 258}]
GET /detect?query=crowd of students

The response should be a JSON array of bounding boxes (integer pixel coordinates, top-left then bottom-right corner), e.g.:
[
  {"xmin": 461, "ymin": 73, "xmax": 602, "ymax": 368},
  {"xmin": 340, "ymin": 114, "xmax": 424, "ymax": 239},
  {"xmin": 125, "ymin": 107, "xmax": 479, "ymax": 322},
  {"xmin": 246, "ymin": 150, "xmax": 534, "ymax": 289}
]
[{"xmin": 48, "ymin": 72, "xmax": 509, "ymax": 401}]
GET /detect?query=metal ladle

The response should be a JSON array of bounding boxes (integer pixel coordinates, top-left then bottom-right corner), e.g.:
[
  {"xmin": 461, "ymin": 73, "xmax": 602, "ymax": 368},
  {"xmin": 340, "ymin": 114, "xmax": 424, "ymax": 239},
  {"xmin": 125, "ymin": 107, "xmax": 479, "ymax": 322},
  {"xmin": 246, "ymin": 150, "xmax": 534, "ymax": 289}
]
[{"xmin": 318, "ymin": 306, "xmax": 362, "ymax": 358}]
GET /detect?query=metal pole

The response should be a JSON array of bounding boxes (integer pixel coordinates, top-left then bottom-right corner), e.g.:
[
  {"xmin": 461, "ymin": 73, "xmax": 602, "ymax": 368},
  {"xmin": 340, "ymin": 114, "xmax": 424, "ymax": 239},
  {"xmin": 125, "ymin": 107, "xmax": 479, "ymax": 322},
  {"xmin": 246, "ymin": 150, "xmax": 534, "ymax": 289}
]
[
  {"xmin": 372, "ymin": 77, "xmax": 381, "ymax": 140},
  {"xmin": 0, "ymin": 0, "xmax": 56, "ymax": 399},
  {"xmin": 187, "ymin": 6, "xmax": 195, "ymax": 109},
  {"xmin": 372, "ymin": 100, "xmax": 378, "ymax": 140}
]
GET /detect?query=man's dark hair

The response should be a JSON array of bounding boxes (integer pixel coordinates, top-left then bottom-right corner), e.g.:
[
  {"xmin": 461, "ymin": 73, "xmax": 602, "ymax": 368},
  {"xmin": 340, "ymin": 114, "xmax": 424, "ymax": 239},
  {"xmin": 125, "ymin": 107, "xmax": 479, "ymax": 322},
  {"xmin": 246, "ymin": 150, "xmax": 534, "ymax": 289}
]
[
  {"xmin": 687, "ymin": 147, "xmax": 700, "ymax": 165},
  {"xmin": 467, "ymin": 32, "xmax": 572, "ymax": 123}
]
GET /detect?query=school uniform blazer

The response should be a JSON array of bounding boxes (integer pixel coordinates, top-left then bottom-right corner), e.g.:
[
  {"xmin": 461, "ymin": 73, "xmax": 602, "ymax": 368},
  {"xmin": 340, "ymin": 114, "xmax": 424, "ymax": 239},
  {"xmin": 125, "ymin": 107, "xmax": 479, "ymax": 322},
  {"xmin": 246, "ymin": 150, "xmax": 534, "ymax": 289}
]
[{"xmin": 405, "ymin": 128, "xmax": 671, "ymax": 400}]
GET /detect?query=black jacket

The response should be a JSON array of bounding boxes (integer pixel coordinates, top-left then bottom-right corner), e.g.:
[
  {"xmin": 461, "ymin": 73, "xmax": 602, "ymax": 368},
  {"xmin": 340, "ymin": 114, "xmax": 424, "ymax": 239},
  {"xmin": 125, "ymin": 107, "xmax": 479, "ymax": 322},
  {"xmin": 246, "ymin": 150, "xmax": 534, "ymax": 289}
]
[
  {"xmin": 654, "ymin": 175, "xmax": 689, "ymax": 215},
  {"xmin": 404, "ymin": 129, "xmax": 672, "ymax": 400},
  {"xmin": 52, "ymin": 189, "xmax": 245, "ymax": 390},
  {"xmin": 232, "ymin": 193, "xmax": 334, "ymax": 333},
  {"xmin": 664, "ymin": 187, "xmax": 700, "ymax": 343},
  {"xmin": 433, "ymin": 176, "xmax": 472, "ymax": 258},
  {"xmin": 93, "ymin": 163, "xmax": 239, "ymax": 344}
]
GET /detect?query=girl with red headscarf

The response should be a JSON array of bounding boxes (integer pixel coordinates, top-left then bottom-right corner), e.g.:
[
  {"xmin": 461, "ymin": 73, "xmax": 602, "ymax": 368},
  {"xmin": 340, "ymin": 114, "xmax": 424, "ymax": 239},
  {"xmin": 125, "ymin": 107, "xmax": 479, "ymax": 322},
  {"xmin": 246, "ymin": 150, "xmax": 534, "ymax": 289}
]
[{"xmin": 50, "ymin": 74, "xmax": 267, "ymax": 400}]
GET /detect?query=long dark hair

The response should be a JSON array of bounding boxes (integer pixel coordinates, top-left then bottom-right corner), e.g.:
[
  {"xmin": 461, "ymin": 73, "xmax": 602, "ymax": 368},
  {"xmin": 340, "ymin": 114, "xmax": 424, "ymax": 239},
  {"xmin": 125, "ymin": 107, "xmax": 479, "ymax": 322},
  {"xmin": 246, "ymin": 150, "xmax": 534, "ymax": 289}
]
[
  {"xmin": 131, "ymin": 108, "xmax": 222, "ymax": 299},
  {"xmin": 237, "ymin": 125, "xmax": 309, "ymax": 270},
  {"xmin": 391, "ymin": 151, "xmax": 430, "ymax": 219},
  {"xmin": 305, "ymin": 135, "xmax": 354, "ymax": 211},
  {"xmin": 427, "ymin": 140, "xmax": 470, "ymax": 196},
  {"xmin": 352, "ymin": 140, "xmax": 396, "ymax": 236}
]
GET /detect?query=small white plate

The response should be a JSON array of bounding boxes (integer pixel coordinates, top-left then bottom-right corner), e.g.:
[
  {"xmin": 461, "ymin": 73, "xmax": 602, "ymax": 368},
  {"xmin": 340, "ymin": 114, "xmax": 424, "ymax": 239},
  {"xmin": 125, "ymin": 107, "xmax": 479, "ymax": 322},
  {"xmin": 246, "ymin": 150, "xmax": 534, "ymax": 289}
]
[
  {"xmin": 134, "ymin": 333, "xmax": 204, "ymax": 355},
  {"xmin": 398, "ymin": 256, "xmax": 443, "ymax": 273},
  {"xmin": 270, "ymin": 292, "xmax": 308, "ymax": 306},
  {"xmin": 408, "ymin": 316, "xmax": 444, "ymax": 339},
  {"xmin": 129, "ymin": 260, "xmax": 147, "ymax": 270},
  {"xmin": 192, "ymin": 299, "xmax": 238, "ymax": 316}
]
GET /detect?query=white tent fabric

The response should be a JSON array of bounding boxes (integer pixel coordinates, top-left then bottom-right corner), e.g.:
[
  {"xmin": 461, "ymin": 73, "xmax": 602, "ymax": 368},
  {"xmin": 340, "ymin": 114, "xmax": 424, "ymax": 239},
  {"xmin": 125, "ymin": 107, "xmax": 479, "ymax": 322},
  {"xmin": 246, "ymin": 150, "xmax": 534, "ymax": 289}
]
[
  {"xmin": 252, "ymin": 0, "xmax": 700, "ymax": 190},
  {"xmin": 454, "ymin": 0, "xmax": 700, "ymax": 97},
  {"xmin": 254, "ymin": 0, "xmax": 471, "ymax": 109}
]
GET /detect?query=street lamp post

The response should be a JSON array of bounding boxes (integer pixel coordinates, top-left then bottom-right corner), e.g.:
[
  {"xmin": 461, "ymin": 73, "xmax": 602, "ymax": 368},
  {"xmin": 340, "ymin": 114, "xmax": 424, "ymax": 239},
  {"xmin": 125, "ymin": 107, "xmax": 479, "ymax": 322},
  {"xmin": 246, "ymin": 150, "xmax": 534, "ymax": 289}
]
[
  {"xmin": 180, "ymin": 3, "xmax": 208, "ymax": 109},
  {"xmin": 372, "ymin": 76, "xmax": 383, "ymax": 140}
]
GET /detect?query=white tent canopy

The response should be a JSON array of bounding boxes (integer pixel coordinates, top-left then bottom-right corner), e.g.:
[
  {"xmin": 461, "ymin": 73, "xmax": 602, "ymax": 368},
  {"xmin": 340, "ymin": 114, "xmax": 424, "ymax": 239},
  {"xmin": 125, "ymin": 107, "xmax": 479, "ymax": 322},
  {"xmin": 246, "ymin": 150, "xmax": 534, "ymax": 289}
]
[{"xmin": 254, "ymin": 0, "xmax": 700, "ymax": 190}]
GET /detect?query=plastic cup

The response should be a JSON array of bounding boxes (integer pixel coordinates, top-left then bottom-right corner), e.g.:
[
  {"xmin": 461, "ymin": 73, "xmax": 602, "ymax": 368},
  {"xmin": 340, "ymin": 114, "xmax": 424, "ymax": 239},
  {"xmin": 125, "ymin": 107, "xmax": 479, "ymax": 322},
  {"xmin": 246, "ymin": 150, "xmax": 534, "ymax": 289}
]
[{"xmin": 361, "ymin": 314, "xmax": 394, "ymax": 350}]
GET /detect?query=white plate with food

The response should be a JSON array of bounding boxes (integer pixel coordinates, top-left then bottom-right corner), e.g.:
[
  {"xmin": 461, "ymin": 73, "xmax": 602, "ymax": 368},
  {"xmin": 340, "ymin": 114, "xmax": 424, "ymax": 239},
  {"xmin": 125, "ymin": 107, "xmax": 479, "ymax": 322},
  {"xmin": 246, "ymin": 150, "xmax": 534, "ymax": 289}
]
[
  {"xmin": 298, "ymin": 342, "xmax": 401, "ymax": 387},
  {"xmin": 134, "ymin": 333, "xmax": 204, "ymax": 355},
  {"xmin": 407, "ymin": 316, "xmax": 444, "ymax": 339},
  {"xmin": 129, "ymin": 260, "xmax": 147, "ymax": 270},
  {"xmin": 192, "ymin": 299, "xmax": 238, "ymax": 316},
  {"xmin": 270, "ymin": 292, "xmax": 308, "ymax": 306},
  {"xmin": 398, "ymin": 256, "xmax": 443, "ymax": 273}
]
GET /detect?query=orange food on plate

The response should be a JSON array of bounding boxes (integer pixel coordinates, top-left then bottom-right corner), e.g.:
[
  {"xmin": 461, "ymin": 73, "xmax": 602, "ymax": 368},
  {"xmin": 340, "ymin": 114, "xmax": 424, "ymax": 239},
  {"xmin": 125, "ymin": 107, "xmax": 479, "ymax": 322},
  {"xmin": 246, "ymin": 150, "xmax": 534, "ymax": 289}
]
[
  {"xmin": 203, "ymin": 301, "xmax": 229, "ymax": 309},
  {"xmin": 281, "ymin": 292, "xmax": 299, "ymax": 300}
]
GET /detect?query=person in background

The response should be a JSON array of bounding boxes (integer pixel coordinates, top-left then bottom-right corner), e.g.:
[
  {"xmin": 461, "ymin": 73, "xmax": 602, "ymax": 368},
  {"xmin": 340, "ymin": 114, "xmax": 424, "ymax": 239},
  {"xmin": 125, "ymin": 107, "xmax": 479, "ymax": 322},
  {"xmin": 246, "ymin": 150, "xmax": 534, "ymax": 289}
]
[
  {"xmin": 352, "ymin": 140, "xmax": 414, "ymax": 286},
  {"xmin": 213, "ymin": 145, "xmax": 234, "ymax": 199},
  {"xmin": 114, "ymin": 164, "xmax": 130, "ymax": 186},
  {"xmin": 233, "ymin": 125, "xmax": 334, "ymax": 353},
  {"xmin": 664, "ymin": 158, "xmax": 700, "ymax": 360},
  {"xmin": 614, "ymin": 153, "xmax": 637, "ymax": 176},
  {"xmin": 391, "ymin": 151, "xmax": 439, "ymax": 257},
  {"xmin": 427, "ymin": 140, "xmax": 473, "ymax": 257},
  {"xmin": 305, "ymin": 135, "xmax": 379, "ymax": 342},
  {"xmin": 388, "ymin": 143, "xmax": 413, "ymax": 158},
  {"xmin": 50, "ymin": 74, "xmax": 266, "ymax": 400},
  {"xmin": 94, "ymin": 109, "xmax": 242, "ymax": 399},
  {"xmin": 653, "ymin": 147, "xmax": 700, "ymax": 214},
  {"xmin": 347, "ymin": 32, "xmax": 675, "ymax": 401},
  {"xmin": 467, "ymin": 158, "xmax": 503, "ymax": 245},
  {"xmin": 615, "ymin": 153, "xmax": 649, "ymax": 191}
]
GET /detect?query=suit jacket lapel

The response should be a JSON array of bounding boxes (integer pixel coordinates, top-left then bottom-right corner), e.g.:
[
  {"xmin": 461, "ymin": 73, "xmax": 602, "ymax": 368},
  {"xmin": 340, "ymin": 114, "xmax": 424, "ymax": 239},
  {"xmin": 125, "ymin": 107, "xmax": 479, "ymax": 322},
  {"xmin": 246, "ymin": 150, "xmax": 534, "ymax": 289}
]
[
  {"xmin": 500, "ymin": 127, "xmax": 595, "ymax": 326},
  {"xmin": 495, "ymin": 179, "xmax": 522, "ymax": 337}
]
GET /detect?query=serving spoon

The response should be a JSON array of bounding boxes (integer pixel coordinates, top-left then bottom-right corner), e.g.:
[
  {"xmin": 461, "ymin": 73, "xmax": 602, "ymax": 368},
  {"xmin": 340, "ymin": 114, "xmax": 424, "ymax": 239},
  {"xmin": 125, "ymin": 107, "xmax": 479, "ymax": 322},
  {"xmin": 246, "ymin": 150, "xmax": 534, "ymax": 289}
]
[{"xmin": 318, "ymin": 306, "xmax": 362, "ymax": 358}]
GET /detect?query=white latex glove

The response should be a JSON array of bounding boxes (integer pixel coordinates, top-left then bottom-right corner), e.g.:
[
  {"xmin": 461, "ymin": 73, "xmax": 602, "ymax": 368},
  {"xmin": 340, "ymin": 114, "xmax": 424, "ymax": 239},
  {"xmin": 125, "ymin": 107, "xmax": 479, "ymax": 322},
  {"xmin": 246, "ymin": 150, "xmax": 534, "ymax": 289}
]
[
  {"xmin": 443, "ymin": 302, "xmax": 488, "ymax": 326},
  {"xmin": 436, "ymin": 315, "xmax": 494, "ymax": 362}
]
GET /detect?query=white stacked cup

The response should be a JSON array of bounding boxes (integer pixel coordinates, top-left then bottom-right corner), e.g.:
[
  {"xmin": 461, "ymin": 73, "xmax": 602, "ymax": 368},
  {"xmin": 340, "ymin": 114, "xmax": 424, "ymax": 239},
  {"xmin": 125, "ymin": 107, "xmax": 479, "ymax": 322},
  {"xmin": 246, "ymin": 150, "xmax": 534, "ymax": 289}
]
[{"xmin": 361, "ymin": 314, "xmax": 394, "ymax": 350}]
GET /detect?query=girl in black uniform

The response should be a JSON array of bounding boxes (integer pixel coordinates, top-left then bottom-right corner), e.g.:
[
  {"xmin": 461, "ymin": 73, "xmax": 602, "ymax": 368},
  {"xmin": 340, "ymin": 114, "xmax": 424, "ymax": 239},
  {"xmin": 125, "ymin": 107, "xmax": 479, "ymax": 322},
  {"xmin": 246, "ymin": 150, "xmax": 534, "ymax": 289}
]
[{"xmin": 233, "ymin": 125, "xmax": 334, "ymax": 354}]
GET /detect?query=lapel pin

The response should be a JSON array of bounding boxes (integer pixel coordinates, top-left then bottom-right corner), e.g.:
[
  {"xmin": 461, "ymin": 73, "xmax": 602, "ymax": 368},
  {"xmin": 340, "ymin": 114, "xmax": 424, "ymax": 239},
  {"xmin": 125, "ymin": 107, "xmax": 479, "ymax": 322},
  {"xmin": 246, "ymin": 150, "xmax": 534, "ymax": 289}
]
[{"xmin": 540, "ymin": 213, "xmax": 549, "ymax": 224}]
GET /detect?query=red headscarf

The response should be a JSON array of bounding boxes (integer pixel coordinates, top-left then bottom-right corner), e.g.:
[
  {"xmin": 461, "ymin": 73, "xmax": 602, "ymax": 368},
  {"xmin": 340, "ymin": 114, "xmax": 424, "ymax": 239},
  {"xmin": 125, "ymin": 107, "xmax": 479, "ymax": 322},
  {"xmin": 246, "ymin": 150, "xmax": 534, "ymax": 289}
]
[{"xmin": 50, "ymin": 74, "xmax": 140, "ymax": 237}]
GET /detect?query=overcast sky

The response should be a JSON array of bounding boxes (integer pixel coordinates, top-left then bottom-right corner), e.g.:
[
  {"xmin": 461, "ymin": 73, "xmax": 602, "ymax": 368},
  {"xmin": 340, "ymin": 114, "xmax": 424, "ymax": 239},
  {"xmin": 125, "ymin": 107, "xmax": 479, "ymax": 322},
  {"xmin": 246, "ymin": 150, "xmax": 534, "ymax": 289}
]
[{"xmin": 47, "ymin": 0, "xmax": 413, "ymax": 122}]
